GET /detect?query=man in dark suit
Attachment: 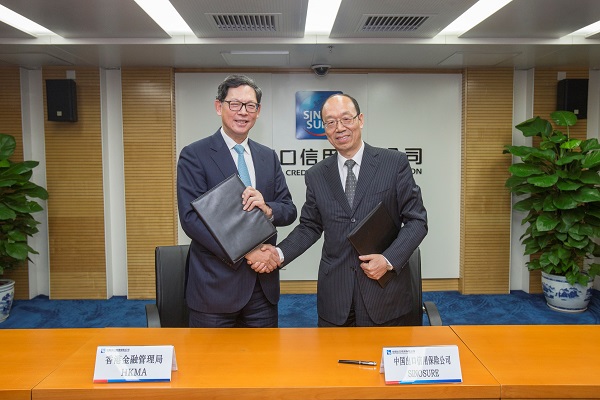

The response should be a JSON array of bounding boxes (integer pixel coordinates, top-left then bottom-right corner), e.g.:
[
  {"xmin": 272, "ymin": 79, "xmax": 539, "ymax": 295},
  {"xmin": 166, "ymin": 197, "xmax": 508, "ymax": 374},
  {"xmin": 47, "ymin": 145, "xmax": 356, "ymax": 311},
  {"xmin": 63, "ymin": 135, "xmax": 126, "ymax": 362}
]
[
  {"xmin": 177, "ymin": 75, "xmax": 296, "ymax": 328},
  {"xmin": 252, "ymin": 93, "xmax": 427, "ymax": 327}
]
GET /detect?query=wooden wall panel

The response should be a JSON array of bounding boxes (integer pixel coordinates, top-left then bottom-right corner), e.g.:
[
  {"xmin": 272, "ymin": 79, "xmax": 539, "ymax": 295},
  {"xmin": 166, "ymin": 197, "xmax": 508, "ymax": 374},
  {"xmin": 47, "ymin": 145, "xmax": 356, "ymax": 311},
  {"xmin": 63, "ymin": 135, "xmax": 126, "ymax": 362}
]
[
  {"xmin": 43, "ymin": 67, "xmax": 106, "ymax": 299},
  {"xmin": 528, "ymin": 68, "xmax": 589, "ymax": 293},
  {"xmin": 122, "ymin": 68, "xmax": 177, "ymax": 299},
  {"xmin": 460, "ymin": 69, "xmax": 514, "ymax": 294},
  {"xmin": 0, "ymin": 67, "xmax": 30, "ymax": 299}
]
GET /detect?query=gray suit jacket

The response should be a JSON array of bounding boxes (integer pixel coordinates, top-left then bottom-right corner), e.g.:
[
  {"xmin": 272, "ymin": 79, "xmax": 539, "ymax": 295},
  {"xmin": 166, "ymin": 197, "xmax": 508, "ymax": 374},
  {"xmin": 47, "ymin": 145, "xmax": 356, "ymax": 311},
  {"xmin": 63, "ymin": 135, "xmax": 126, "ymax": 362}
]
[
  {"xmin": 278, "ymin": 143, "xmax": 427, "ymax": 324},
  {"xmin": 177, "ymin": 130, "xmax": 297, "ymax": 314}
]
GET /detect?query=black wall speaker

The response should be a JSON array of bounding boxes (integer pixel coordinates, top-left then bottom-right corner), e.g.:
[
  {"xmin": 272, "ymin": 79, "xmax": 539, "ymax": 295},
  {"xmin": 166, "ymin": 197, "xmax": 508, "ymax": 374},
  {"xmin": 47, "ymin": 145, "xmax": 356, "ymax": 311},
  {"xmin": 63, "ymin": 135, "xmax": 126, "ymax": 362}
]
[
  {"xmin": 46, "ymin": 79, "xmax": 78, "ymax": 122},
  {"xmin": 557, "ymin": 79, "xmax": 588, "ymax": 119}
]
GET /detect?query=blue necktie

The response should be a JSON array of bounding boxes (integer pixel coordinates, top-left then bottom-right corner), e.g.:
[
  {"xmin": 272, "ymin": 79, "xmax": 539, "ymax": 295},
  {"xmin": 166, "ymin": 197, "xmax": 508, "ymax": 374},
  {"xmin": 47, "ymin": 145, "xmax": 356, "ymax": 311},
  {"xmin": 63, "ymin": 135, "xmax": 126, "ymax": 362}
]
[{"xmin": 233, "ymin": 144, "xmax": 252, "ymax": 187}]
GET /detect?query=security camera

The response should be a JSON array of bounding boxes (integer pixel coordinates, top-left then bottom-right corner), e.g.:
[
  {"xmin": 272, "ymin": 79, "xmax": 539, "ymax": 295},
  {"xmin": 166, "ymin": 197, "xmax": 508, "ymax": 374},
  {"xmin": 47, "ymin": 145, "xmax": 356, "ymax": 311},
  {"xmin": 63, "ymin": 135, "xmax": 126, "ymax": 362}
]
[{"xmin": 311, "ymin": 64, "xmax": 331, "ymax": 77}]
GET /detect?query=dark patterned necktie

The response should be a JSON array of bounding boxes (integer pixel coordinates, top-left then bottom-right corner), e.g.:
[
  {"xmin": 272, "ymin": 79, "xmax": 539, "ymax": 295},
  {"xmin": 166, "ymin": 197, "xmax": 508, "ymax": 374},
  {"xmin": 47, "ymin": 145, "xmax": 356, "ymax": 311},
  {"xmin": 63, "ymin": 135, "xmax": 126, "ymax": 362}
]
[{"xmin": 345, "ymin": 159, "xmax": 357, "ymax": 207}]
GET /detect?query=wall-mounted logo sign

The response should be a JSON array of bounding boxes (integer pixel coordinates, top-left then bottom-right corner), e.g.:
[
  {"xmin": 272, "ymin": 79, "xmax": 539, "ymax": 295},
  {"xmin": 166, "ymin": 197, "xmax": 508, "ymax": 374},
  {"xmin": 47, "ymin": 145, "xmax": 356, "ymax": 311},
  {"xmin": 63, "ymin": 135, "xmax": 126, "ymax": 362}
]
[{"xmin": 295, "ymin": 91, "xmax": 342, "ymax": 140}]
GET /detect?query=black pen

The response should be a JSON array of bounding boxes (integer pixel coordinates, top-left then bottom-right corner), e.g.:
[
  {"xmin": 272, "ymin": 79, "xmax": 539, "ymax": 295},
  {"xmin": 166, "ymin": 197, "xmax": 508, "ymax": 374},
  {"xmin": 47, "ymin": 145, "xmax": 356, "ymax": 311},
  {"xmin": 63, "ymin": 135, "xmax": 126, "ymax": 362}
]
[{"xmin": 338, "ymin": 359, "xmax": 377, "ymax": 366}]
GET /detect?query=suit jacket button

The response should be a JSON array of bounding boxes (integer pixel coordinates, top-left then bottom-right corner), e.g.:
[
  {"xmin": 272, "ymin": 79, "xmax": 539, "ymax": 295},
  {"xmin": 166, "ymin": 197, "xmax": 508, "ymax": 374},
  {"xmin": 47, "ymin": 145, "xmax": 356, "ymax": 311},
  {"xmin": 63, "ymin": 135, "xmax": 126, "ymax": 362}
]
[{"xmin": 351, "ymin": 218, "xmax": 356, "ymax": 223}]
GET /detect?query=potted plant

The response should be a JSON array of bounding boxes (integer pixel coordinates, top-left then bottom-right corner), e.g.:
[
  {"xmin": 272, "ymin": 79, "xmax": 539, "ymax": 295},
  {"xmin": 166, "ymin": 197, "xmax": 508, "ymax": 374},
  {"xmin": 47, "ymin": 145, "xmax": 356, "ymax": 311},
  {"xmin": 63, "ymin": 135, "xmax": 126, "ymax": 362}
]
[
  {"xmin": 504, "ymin": 111, "xmax": 600, "ymax": 312},
  {"xmin": 0, "ymin": 133, "xmax": 48, "ymax": 322}
]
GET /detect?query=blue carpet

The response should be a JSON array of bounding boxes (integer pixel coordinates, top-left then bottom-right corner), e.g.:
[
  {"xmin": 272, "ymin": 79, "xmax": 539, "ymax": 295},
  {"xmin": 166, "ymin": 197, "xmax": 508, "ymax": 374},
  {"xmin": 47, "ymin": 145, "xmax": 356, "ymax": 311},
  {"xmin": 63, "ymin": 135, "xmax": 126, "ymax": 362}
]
[{"xmin": 1, "ymin": 290, "xmax": 599, "ymax": 329}]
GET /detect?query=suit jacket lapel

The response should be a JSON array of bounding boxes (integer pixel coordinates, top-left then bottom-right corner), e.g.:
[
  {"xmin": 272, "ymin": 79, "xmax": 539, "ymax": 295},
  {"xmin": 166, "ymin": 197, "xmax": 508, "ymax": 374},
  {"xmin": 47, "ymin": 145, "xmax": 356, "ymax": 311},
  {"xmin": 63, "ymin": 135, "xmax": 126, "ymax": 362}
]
[
  {"xmin": 323, "ymin": 155, "xmax": 353, "ymax": 215},
  {"xmin": 352, "ymin": 144, "xmax": 379, "ymax": 211},
  {"xmin": 247, "ymin": 139, "xmax": 266, "ymax": 193},
  {"xmin": 209, "ymin": 131, "xmax": 237, "ymax": 180}
]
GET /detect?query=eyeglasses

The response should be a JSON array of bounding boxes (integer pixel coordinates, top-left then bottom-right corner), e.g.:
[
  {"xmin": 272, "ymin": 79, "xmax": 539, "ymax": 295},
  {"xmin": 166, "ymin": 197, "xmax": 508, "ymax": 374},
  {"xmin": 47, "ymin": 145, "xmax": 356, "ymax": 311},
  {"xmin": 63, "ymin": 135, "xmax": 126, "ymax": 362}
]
[
  {"xmin": 222, "ymin": 100, "xmax": 260, "ymax": 113},
  {"xmin": 323, "ymin": 114, "xmax": 359, "ymax": 131}
]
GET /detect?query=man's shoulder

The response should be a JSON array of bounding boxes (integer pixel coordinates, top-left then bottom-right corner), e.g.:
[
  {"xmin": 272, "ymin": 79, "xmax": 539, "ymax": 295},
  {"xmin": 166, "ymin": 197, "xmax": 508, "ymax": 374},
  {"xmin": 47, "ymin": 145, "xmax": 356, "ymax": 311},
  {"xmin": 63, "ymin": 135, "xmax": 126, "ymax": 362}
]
[
  {"xmin": 248, "ymin": 138, "xmax": 275, "ymax": 154},
  {"xmin": 184, "ymin": 131, "xmax": 221, "ymax": 151},
  {"xmin": 365, "ymin": 143, "xmax": 407, "ymax": 161},
  {"xmin": 305, "ymin": 153, "xmax": 335, "ymax": 176}
]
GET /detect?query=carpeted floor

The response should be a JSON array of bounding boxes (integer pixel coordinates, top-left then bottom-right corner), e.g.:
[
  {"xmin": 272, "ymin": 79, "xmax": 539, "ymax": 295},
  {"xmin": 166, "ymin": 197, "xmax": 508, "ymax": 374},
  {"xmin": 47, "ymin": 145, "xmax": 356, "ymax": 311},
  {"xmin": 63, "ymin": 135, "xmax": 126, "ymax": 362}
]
[{"xmin": 1, "ymin": 290, "xmax": 599, "ymax": 329}]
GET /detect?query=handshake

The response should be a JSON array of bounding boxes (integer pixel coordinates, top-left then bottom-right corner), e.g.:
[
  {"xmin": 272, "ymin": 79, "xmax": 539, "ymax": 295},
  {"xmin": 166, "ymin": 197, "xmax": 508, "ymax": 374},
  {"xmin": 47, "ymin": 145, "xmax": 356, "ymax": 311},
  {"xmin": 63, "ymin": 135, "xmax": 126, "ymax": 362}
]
[{"xmin": 245, "ymin": 244, "xmax": 281, "ymax": 273}]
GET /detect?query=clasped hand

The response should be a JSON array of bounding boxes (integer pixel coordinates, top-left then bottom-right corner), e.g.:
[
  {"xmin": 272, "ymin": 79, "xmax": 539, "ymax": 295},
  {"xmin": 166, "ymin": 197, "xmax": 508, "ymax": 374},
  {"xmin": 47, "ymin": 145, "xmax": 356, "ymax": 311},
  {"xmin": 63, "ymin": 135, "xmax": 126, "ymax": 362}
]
[
  {"xmin": 359, "ymin": 254, "xmax": 389, "ymax": 280},
  {"xmin": 246, "ymin": 244, "xmax": 281, "ymax": 273},
  {"xmin": 242, "ymin": 187, "xmax": 273, "ymax": 219}
]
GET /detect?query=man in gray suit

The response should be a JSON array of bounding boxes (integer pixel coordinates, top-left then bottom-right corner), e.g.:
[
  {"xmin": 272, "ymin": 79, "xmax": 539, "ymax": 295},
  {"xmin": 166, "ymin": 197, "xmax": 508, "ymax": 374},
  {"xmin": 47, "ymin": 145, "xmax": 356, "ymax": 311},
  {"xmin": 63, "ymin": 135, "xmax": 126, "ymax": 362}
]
[
  {"xmin": 178, "ymin": 75, "xmax": 296, "ymax": 328},
  {"xmin": 251, "ymin": 93, "xmax": 427, "ymax": 327}
]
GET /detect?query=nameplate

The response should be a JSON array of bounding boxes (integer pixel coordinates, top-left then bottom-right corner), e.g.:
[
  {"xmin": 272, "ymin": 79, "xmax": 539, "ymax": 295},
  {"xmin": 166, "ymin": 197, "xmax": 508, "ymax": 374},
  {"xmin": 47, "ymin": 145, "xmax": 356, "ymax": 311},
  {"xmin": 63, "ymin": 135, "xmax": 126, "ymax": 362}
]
[
  {"xmin": 380, "ymin": 345, "xmax": 462, "ymax": 384},
  {"xmin": 93, "ymin": 345, "xmax": 178, "ymax": 383}
]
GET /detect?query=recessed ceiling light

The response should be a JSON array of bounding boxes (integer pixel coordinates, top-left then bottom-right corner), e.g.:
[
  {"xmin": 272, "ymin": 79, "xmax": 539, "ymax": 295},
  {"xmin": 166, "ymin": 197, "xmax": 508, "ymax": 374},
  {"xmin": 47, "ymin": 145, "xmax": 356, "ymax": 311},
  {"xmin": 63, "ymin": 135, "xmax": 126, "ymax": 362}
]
[
  {"xmin": 437, "ymin": 0, "xmax": 513, "ymax": 37},
  {"xmin": 564, "ymin": 20, "xmax": 600, "ymax": 38},
  {"xmin": 134, "ymin": 0, "xmax": 194, "ymax": 36},
  {"xmin": 0, "ymin": 4, "xmax": 58, "ymax": 37},
  {"xmin": 305, "ymin": 0, "xmax": 342, "ymax": 35}
]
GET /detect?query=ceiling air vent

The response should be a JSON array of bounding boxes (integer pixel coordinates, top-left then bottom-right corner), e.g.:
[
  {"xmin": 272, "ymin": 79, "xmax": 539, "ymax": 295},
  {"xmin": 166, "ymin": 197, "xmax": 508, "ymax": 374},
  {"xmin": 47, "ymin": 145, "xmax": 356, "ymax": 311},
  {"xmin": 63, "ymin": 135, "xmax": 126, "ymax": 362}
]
[
  {"xmin": 360, "ymin": 15, "xmax": 429, "ymax": 32},
  {"xmin": 209, "ymin": 13, "xmax": 280, "ymax": 32}
]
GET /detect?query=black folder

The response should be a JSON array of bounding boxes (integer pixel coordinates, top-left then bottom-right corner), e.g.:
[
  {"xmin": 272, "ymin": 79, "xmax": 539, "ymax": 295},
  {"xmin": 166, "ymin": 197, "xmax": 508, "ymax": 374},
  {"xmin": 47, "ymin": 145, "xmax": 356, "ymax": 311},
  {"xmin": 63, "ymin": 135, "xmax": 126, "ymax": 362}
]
[
  {"xmin": 347, "ymin": 202, "xmax": 399, "ymax": 288},
  {"xmin": 191, "ymin": 174, "xmax": 277, "ymax": 264}
]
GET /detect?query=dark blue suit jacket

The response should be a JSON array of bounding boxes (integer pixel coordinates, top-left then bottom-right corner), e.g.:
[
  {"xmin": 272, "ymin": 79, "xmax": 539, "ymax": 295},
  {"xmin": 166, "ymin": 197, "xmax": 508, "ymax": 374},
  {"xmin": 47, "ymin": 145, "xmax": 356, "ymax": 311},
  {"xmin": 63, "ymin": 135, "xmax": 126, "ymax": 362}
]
[
  {"xmin": 177, "ymin": 130, "xmax": 296, "ymax": 313},
  {"xmin": 278, "ymin": 143, "xmax": 427, "ymax": 325}
]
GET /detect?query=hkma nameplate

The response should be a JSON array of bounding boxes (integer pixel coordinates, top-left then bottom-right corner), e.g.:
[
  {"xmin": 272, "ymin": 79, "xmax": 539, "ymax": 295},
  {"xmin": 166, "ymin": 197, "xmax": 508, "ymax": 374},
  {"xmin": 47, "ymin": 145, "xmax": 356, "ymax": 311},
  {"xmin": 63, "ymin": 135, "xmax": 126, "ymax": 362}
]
[
  {"xmin": 93, "ymin": 345, "xmax": 177, "ymax": 383},
  {"xmin": 380, "ymin": 345, "xmax": 462, "ymax": 384}
]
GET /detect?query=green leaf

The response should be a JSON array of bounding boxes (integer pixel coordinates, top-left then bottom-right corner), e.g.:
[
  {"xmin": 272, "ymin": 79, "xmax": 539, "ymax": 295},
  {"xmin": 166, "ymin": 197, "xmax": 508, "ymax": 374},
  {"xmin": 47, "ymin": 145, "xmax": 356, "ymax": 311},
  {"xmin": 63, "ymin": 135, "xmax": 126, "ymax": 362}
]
[
  {"xmin": 562, "ymin": 208, "xmax": 585, "ymax": 225},
  {"xmin": 505, "ymin": 175, "xmax": 527, "ymax": 188},
  {"xmin": 542, "ymin": 195, "xmax": 557, "ymax": 211},
  {"xmin": 527, "ymin": 174, "xmax": 558, "ymax": 187},
  {"xmin": 21, "ymin": 183, "xmax": 49, "ymax": 200},
  {"xmin": 556, "ymin": 153, "xmax": 583, "ymax": 165},
  {"xmin": 504, "ymin": 145, "xmax": 533, "ymax": 158},
  {"xmin": 560, "ymin": 139, "xmax": 582, "ymax": 149},
  {"xmin": 0, "ymin": 160, "xmax": 38, "ymax": 177},
  {"xmin": 516, "ymin": 116, "xmax": 552, "ymax": 137},
  {"xmin": 0, "ymin": 134, "xmax": 16, "ymax": 160},
  {"xmin": 509, "ymin": 163, "xmax": 545, "ymax": 177},
  {"xmin": 524, "ymin": 241, "xmax": 541, "ymax": 255},
  {"xmin": 578, "ymin": 170, "xmax": 600, "ymax": 184},
  {"xmin": 556, "ymin": 245, "xmax": 571, "ymax": 261},
  {"xmin": 554, "ymin": 193, "xmax": 579, "ymax": 209},
  {"xmin": 588, "ymin": 263, "xmax": 600, "ymax": 279},
  {"xmin": 7, "ymin": 230, "xmax": 27, "ymax": 242},
  {"xmin": 568, "ymin": 230, "xmax": 585, "ymax": 241},
  {"xmin": 536, "ymin": 213, "xmax": 560, "ymax": 231},
  {"xmin": 5, "ymin": 241, "xmax": 29, "ymax": 260},
  {"xmin": 528, "ymin": 148, "xmax": 556, "ymax": 163},
  {"xmin": 581, "ymin": 151, "xmax": 600, "ymax": 169},
  {"xmin": 514, "ymin": 196, "xmax": 537, "ymax": 212},
  {"xmin": 0, "ymin": 203, "xmax": 17, "ymax": 220},
  {"xmin": 580, "ymin": 138, "xmax": 600, "ymax": 152},
  {"xmin": 572, "ymin": 187, "xmax": 600, "ymax": 203},
  {"xmin": 551, "ymin": 111, "xmax": 577, "ymax": 127},
  {"xmin": 568, "ymin": 235, "xmax": 588, "ymax": 249},
  {"xmin": 556, "ymin": 180, "xmax": 582, "ymax": 190},
  {"xmin": 0, "ymin": 179, "xmax": 17, "ymax": 187}
]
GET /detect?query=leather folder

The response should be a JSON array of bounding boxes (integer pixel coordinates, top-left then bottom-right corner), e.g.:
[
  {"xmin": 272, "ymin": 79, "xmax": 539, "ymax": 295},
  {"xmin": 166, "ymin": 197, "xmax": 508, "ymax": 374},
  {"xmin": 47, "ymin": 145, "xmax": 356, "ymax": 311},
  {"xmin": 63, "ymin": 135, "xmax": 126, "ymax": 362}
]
[
  {"xmin": 191, "ymin": 174, "xmax": 277, "ymax": 264},
  {"xmin": 347, "ymin": 202, "xmax": 399, "ymax": 288}
]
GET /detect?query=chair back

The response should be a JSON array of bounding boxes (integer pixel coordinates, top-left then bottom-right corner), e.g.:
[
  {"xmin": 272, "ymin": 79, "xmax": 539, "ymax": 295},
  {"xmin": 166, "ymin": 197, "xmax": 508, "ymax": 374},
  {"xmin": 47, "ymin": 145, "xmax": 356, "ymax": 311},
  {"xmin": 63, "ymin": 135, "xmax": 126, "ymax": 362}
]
[{"xmin": 154, "ymin": 244, "xmax": 190, "ymax": 327}]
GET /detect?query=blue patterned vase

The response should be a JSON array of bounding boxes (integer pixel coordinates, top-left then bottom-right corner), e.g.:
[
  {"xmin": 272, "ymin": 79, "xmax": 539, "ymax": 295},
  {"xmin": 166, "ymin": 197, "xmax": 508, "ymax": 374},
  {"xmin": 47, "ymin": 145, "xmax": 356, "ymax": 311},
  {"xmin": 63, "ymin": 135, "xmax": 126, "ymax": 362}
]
[
  {"xmin": 541, "ymin": 272, "xmax": 592, "ymax": 313},
  {"xmin": 0, "ymin": 279, "xmax": 15, "ymax": 322}
]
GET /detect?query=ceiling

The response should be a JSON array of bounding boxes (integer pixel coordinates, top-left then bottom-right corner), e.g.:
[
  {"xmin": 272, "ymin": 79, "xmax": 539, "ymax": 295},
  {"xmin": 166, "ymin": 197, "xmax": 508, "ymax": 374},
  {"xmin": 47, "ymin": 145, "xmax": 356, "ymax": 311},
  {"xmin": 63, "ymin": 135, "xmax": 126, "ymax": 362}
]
[{"xmin": 1, "ymin": 0, "xmax": 600, "ymax": 71}]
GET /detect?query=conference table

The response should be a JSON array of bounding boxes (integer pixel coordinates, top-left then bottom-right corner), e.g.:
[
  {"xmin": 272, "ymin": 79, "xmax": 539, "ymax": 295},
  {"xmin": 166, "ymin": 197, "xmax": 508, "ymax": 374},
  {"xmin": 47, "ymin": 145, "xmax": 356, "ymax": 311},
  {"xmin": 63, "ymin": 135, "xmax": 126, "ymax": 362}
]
[
  {"xmin": 26, "ymin": 326, "xmax": 497, "ymax": 400},
  {"xmin": 0, "ymin": 329, "xmax": 100, "ymax": 400},
  {"xmin": 2, "ymin": 325, "xmax": 598, "ymax": 400},
  {"xmin": 452, "ymin": 325, "xmax": 600, "ymax": 399}
]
